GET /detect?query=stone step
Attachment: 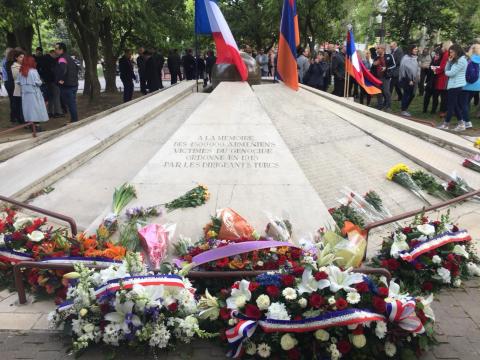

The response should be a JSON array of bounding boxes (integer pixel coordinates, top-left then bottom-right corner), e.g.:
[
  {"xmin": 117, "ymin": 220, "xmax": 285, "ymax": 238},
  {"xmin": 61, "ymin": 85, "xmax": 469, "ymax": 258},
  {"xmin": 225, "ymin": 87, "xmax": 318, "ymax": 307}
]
[
  {"xmin": 30, "ymin": 93, "xmax": 208, "ymax": 229},
  {"xmin": 300, "ymin": 84, "xmax": 480, "ymax": 159},
  {"xmin": 87, "ymin": 82, "xmax": 336, "ymax": 243},
  {"xmin": 0, "ymin": 82, "xmax": 196, "ymax": 202},
  {"xmin": 295, "ymin": 86, "xmax": 480, "ymax": 189}
]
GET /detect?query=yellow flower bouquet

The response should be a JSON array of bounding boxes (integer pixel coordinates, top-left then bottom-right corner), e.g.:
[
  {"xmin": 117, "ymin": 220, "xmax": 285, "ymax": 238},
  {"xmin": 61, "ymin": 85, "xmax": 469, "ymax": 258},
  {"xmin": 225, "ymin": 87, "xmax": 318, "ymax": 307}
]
[{"xmin": 386, "ymin": 163, "xmax": 431, "ymax": 204}]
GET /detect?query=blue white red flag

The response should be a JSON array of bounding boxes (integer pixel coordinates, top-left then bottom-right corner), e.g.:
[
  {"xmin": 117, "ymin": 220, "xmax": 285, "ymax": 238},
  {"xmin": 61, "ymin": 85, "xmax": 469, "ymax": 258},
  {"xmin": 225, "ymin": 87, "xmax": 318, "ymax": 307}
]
[
  {"xmin": 277, "ymin": 0, "xmax": 300, "ymax": 90},
  {"xmin": 346, "ymin": 29, "xmax": 382, "ymax": 95},
  {"xmin": 195, "ymin": 0, "xmax": 248, "ymax": 81}
]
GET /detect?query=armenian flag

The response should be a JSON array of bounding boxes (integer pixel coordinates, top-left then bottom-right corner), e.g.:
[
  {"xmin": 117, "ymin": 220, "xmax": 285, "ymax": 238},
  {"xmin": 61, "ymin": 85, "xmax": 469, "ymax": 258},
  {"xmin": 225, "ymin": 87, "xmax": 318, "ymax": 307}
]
[
  {"xmin": 277, "ymin": 0, "xmax": 300, "ymax": 90},
  {"xmin": 346, "ymin": 29, "xmax": 382, "ymax": 95},
  {"xmin": 195, "ymin": 0, "xmax": 248, "ymax": 81}
]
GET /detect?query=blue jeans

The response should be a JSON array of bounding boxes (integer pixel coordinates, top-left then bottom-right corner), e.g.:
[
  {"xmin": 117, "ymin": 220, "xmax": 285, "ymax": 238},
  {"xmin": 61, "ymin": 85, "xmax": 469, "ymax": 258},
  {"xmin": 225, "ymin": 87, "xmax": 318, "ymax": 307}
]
[{"xmin": 60, "ymin": 85, "xmax": 78, "ymax": 122}]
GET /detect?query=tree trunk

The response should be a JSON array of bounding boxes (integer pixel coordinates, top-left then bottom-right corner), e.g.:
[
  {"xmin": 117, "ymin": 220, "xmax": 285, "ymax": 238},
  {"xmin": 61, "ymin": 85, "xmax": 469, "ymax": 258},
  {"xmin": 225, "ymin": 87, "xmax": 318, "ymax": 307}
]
[
  {"xmin": 100, "ymin": 17, "xmax": 117, "ymax": 93},
  {"xmin": 6, "ymin": 32, "xmax": 17, "ymax": 48},
  {"xmin": 13, "ymin": 25, "xmax": 34, "ymax": 53}
]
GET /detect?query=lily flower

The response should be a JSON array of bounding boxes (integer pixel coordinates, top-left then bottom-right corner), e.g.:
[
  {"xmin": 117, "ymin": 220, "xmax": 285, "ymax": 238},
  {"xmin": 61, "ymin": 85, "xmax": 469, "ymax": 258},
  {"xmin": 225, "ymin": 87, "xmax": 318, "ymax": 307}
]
[
  {"xmin": 198, "ymin": 289, "xmax": 220, "ymax": 320},
  {"xmin": 226, "ymin": 280, "xmax": 251, "ymax": 310},
  {"xmin": 297, "ymin": 268, "xmax": 329, "ymax": 294},
  {"xmin": 325, "ymin": 266, "xmax": 364, "ymax": 293},
  {"xmin": 131, "ymin": 284, "xmax": 165, "ymax": 311},
  {"xmin": 390, "ymin": 232, "xmax": 409, "ymax": 258},
  {"xmin": 452, "ymin": 245, "xmax": 469, "ymax": 259},
  {"xmin": 104, "ymin": 299, "xmax": 142, "ymax": 334},
  {"xmin": 418, "ymin": 294, "xmax": 435, "ymax": 321}
]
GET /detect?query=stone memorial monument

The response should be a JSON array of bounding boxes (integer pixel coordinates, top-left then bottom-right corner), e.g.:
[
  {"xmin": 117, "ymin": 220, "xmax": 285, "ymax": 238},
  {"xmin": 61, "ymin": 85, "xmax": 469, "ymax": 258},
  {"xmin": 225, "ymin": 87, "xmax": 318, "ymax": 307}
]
[{"xmin": 211, "ymin": 52, "xmax": 261, "ymax": 89}]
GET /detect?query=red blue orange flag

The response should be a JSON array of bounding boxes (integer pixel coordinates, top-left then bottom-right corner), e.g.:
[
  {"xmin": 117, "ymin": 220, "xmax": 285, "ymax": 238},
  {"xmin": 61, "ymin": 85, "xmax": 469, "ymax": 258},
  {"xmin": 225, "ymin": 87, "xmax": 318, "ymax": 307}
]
[
  {"xmin": 277, "ymin": 0, "xmax": 299, "ymax": 90},
  {"xmin": 346, "ymin": 29, "xmax": 382, "ymax": 95}
]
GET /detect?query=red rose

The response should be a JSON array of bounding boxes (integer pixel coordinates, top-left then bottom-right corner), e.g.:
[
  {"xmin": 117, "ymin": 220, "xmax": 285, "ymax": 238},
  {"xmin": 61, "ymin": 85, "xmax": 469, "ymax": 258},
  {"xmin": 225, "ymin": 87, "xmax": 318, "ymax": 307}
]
[
  {"xmin": 447, "ymin": 254, "xmax": 455, "ymax": 262},
  {"xmin": 249, "ymin": 282, "xmax": 260, "ymax": 292},
  {"xmin": 422, "ymin": 282, "xmax": 433, "ymax": 291},
  {"xmin": 266, "ymin": 285, "xmax": 280, "ymax": 298},
  {"xmin": 309, "ymin": 293, "xmax": 325, "ymax": 308},
  {"xmin": 402, "ymin": 227, "xmax": 413, "ymax": 234},
  {"xmin": 356, "ymin": 282, "xmax": 369, "ymax": 293},
  {"xmin": 287, "ymin": 348, "xmax": 301, "ymax": 360},
  {"xmin": 417, "ymin": 309, "xmax": 428, "ymax": 324},
  {"xmin": 282, "ymin": 274, "xmax": 296, "ymax": 287},
  {"xmin": 452, "ymin": 225, "xmax": 459, "ymax": 232},
  {"xmin": 414, "ymin": 262, "xmax": 423, "ymax": 270},
  {"xmin": 377, "ymin": 287, "xmax": 389, "ymax": 297},
  {"xmin": 220, "ymin": 307, "xmax": 231, "ymax": 320},
  {"xmin": 352, "ymin": 325, "xmax": 364, "ymax": 335},
  {"xmin": 337, "ymin": 339, "xmax": 352, "ymax": 354},
  {"xmin": 291, "ymin": 248, "xmax": 302, "ymax": 260},
  {"xmin": 314, "ymin": 271, "xmax": 328, "ymax": 281},
  {"xmin": 168, "ymin": 302, "xmax": 178, "ymax": 312},
  {"xmin": 293, "ymin": 315, "xmax": 302, "ymax": 321},
  {"xmin": 245, "ymin": 304, "xmax": 262, "ymax": 320},
  {"xmin": 217, "ymin": 257, "xmax": 230, "ymax": 268},
  {"xmin": 278, "ymin": 255, "xmax": 288, "ymax": 265},
  {"xmin": 387, "ymin": 258, "xmax": 400, "ymax": 271},
  {"xmin": 292, "ymin": 266, "xmax": 304, "ymax": 276},
  {"xmin": 336, "ymin": 297, "xmax": 348, "ymax": 310},
  {"xmin": 372, "ymin": 296, "xmax": 386, "ymax": 313}
]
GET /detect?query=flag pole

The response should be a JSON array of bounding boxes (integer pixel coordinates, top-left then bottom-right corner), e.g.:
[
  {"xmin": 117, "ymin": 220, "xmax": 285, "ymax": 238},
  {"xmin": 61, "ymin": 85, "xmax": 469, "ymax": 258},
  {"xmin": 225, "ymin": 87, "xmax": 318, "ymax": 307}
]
[{"xmin": 195, "ymin": 32, "xmax": 199, "ymax": 92}]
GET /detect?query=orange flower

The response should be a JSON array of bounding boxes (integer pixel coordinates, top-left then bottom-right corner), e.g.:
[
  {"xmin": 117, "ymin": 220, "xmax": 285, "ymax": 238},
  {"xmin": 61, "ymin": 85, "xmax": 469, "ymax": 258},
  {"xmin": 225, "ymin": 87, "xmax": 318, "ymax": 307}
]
[
  {"xmin": 102, "ymin": 243, "xmax": 127, "ymax": 260},
  {"xmin": 82, "ymin": 237, "xmax": 98, "ymax": 250},
  {"xmin": 276, "ymin": 246, "xmax": 289, "ymax": 255},
  {"xmin": 228, "ymin": 258, "xmax": 246, "ymax": 269}
]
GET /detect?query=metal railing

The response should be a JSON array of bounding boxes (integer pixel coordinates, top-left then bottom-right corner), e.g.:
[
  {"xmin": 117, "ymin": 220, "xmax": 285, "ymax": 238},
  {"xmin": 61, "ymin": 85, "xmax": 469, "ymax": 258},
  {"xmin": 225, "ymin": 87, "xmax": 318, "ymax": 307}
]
[
  {"xmin": 0, "ymin": 195, "xmax": 78, "ymax": 235},
  {"xmin": 0, "ymin": 122, "xmax": 37, "ymax": 138}
]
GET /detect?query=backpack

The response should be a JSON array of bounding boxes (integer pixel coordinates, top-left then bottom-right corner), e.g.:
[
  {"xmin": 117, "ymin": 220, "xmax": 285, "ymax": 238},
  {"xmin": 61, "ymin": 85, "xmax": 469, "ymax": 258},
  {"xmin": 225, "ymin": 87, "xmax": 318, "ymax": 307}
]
[{"xmin": 466, "ymin": 60, "xmax": 479, "ymax": 84}]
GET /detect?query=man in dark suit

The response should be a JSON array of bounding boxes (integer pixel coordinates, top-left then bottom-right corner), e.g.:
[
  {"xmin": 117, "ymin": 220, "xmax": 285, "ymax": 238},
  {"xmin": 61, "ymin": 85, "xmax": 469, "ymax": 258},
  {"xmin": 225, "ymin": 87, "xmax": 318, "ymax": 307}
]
[
  {"xmin": 390, "ymin": 41, "xmax": 404, "ymax": 101},
  {"xmin": 145, "ymin": 50, "xmax": 160, "ymax": 93},
  {"xmin": 119, "ymin": 49, "xmax": 136, "ymax": 102},
  {"xmin": 182, "ymin": 49, "xmax": 196, "ymax": 80},
  {"xmin": 136, "ymin": 47, "xmax": 147, "ymax": 95},
  {"xmin": 331, "ymin": 45, "xmax": 346, "ymax": 97},
  {"xmin": 167, "ymin": 49, "xmax": 182, "ymax": 84},
  {"xmin": 154, "ymin": 49, "xmax": 165, "ymax": 89}
]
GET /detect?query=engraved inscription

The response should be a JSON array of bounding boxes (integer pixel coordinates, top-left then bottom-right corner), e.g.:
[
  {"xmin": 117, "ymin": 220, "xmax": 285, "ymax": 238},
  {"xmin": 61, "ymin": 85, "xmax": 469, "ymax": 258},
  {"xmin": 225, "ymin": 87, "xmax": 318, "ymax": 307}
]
[{"xmin": 160, "ymin": 135, "xmax": 280, "ymax": 169}]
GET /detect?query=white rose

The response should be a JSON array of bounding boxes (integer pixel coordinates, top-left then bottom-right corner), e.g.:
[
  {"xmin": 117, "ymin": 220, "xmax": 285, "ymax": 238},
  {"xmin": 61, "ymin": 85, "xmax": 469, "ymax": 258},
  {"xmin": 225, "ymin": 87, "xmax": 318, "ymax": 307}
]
[
  {"xmin": 79, "ymin": 308, "xmax": 88, "ymax": 317},
  {"xmin": 385, "ymin": 341, "xmax": 397, "ymax": 357},
  {"xmin": 245, "ymin": 342, "xmax": 257, "ymax": 355},
  {"xmin": 256, "ymin": 294, "xmax": 270, "ymax": 310},
  {"xmin": 416, "ymin": 224, "xmax": 436, "ymax": 236},
  {"xmin": 453, "ymin": 278, "xmax": 462, "ymax": 287},
  {"xmin": 280, "ymin": 333, "xmax": 298, "ymax": 351},
  {"xmin": 432, "ymin": 255, "xmax": 441, "ymax": 264},
  {"xmin": 314, "ymin": 329, "xmax": 330, "ymax": 341},
  {"xmin": 352, "ymin": 334, "xmax": 366, "ymax": 348},
  {"xmin": 282, "ymin": 287, "xmax": 297, "ymax": 300},
  {"xmin": 27, "ymin": 230, "xmax": 45, "ymax": 242},
  {"xmin": 298, "ymin": 298, "xmax": 307, "ymax": 308},
  {"xmin": 375, "ymin": 321, "xmax": 387, "ymax": 339}
]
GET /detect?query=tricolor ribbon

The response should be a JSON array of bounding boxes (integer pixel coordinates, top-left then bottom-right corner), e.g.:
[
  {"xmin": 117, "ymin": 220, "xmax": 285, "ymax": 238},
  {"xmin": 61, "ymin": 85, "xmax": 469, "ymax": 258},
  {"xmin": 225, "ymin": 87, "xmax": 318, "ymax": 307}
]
[
  {"xmin": 386, "ymin": 299, "xmax": 424, "ymax": 334},
  {"xmin": 186, "ymin": 240, "xmax": 299, "ymax": 268},
  {"xmin": 0, "ymin": 249, "xmax": 33, "ymax": 263},
  {"xmin": 94, "ymin": 274, "xmax": 185, "ymax": 299},
  {"xmin": 226, "ymin": 308, "xmax": 385, "ymax": 358},
  {"xmin": 40, "ymin": 256, "xmax": 122, "ymax": 267},
  {"xmin": 57, "ymin": 300, "xmax": 74, "ymax": 312},
  {"xmin": 399, "ymin": 230, "xmax": 471, "ymax": 262}
]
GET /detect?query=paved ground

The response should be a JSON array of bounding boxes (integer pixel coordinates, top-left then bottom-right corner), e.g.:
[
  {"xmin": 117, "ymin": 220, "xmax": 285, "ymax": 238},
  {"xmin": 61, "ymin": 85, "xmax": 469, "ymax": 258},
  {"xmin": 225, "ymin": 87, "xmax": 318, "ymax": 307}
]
[{"xmin": 1, "ymin": 278, "xmax": 479, "ymax": 359}]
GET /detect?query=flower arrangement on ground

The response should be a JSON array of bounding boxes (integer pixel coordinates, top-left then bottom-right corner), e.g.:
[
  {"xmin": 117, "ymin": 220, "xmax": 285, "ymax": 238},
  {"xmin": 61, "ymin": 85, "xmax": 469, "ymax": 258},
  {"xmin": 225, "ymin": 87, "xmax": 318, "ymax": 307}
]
[
  {"xmin": 474, "ymin": 138, "xmax": 480, "ymax": 149},
  {"xmin": 386, "ymin": 164, "xmax": 431, "ymax": 204},
  {"xmin": 462, "ymin": 155, "xmax": 480, "ymax": 173},
  {"xmin": 165, "ymin": 184, "xmax": 210, "ymax": 212},
  {"xmin": 175, "ymin": 208, "xmax": 302, "ymax": 271},
  {"xmin": 197, "ymin": 265, "xmax": 436, "ymax": 359},
  {"xmin": 371, "ymin": 212, "xmax": 480, "ymax": 293},
  {"xmin": 49, "ymin": 253, "xmax": 212, "ymax": 353}
]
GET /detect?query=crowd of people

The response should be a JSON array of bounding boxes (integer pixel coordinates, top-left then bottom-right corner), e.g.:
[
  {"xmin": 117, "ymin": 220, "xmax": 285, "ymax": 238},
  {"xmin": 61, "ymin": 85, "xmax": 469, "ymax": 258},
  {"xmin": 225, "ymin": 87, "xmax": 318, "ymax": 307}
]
[
  {"xmin": 295, "ymin": 39, "xmax": 480, "ymax": 132},
  {"xmin": 1, "ymin": 43, "xmax": 79, "ymax": 131}
]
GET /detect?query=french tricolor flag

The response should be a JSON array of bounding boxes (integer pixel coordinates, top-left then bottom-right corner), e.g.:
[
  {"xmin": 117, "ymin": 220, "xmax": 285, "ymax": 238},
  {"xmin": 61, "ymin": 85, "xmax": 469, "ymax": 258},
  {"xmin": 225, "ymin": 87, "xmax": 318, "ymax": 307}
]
[
  {"xmin": 195, "ymin": 0, "xmax": 248, "ymax": 81},
  {"xmin": 346, "ymin": 29, "xmax": 382, "ymax": 95}
]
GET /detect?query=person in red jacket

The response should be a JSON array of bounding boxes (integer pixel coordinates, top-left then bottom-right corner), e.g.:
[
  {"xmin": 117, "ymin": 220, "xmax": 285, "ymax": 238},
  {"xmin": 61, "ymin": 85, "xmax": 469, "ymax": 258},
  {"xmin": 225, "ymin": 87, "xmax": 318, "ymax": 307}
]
[{"xmin": 432, "ymin": 41, "xmax": 452, "ymax": 117}]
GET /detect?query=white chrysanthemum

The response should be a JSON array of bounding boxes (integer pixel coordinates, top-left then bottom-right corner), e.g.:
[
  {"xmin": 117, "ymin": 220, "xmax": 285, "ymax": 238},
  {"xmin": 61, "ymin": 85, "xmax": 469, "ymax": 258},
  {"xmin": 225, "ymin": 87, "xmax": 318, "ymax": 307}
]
[
  {"xmin": 280, "ymin": 333, "xmax": 298, "ymax": 350},
  {"xmin": 257, "ymin": 343, "xmax": 271, "ymax": 358},
  {"xmin": 149, "ymin": 323, "xmax": 171, "ymax": 348},
  {"xmin": 467, "ymin": 262, "xmax": 480, "ymax": 276},
  {"xmin": 282, "ymin": 287, "xmax": 297, "ymax": 300},
  {"xmin": 266, "ymin": 302, "xmax": 290, "ymax": 320},
  {"xmin": 453, "ymin": 278, "xmax": 462, "ymax": 287},
  {"xmin": 432, "ymin": 255, "xmax": 442, "ymax": 264},
  {"xmin": 346, "ymin": 291, "xmax": 361, "ymax": 304},
  {"xmin": 385, "ymin": 341, "xmax": 397, "ymax": 357},
  {"xmin": 298, "ymin": 298, "xmax": 307, "ymax": 308},
  {"xmin": 256, "ymin": 294, "xmax": 270, "ymax": 310},
  {"xmin": 245, "ymin": 341, "xmax": 257, "ymax": 355},
  {"xmin": 314, "ymin": 329, "xmax": 330, "ymax": 341},
  {"xmin": 375, "ymin": 321, "xmax": 387, "ymax": 339}
]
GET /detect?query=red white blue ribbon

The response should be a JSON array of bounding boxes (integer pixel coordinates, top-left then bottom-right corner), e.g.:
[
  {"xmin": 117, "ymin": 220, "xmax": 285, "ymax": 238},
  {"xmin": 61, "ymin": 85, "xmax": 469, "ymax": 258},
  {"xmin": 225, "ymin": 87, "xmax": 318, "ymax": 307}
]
[
  {"xmin": 40, "ymin": 256, "xmax": 122, "ymax": 267},
  {"xmin": 0, "ymin": 249, "xmax": 33, "ymax": 263},
  {"xmin": 94, "ymin": 274, "xmax": 185, "ymax": 299},
  {"xmin": 226, "ymin": 308, "xmax": 385, "ymax": 358},
  {"xmin": 57, "ymin": 300, "xmax": 74, "ymax": 312},
  {"xmin": 386, "ymin": 299, "xmax": 424, "ymax": 334},
  {"xmin": 399, "ymin": 230, "xmax": 471, "ymax": 262}
]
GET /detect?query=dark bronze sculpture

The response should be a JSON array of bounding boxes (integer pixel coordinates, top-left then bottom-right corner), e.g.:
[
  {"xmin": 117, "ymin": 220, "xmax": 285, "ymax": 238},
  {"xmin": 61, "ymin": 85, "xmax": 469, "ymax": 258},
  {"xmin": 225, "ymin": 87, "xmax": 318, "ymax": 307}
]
[{"xmin": 211, "ymin": 52, "xmax": 261, "ymax": 89}]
